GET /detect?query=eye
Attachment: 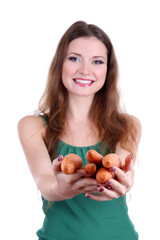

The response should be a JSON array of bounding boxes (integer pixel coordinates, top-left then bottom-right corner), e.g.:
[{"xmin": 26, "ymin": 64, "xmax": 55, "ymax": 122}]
[
  {"xmin": 92, "ymin": 60, "xmax": 104, "ymax": 64},
  {"xmin": 68, "ymin": 57, "xmax": 80, "ymax": 62}
]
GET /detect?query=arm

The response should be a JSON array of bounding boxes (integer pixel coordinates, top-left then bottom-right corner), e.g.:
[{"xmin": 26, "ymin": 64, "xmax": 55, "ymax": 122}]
[
  {"xmin": 115, "ymin": 115, "xmax": 142, "ymax": 164},
  {"xmin": 18, "ymin": 116, "xmax": 61, "ymax": 201},
  {"xmin": 18, "ymin": 116, "xmax": 98, "ymax": 201}
]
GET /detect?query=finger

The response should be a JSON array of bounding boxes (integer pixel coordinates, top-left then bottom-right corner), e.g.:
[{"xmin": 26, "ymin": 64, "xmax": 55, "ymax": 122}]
[
  {"xmin": 72, "ymin": 177, "xmax": 97, "ymax": 190},
  {"xmin": 85, "ymin": 192, "xmax": 110, "ymax": 201},
  {"xmin": 63, "ymin": 169, "xmax": 87, "ymax": 185},
  {"xmin": 111, "ymin": 167, "xmax": 128, "ymax": 185},
  {"xmin": 111, "ymin": 167, "xmax": 133, "ymax": 190},
  {"xmin": 107, "ymin": 179, "xmax": 126, "ymax": 196},
  {"xmin": 52, "ymin": 155, "xmax": 63, "ymax": 173},
  {"xmin": 85, "ymin": 189, "xmax": 118, "ymax": 201},
  {"xmin": 122, "ymin": 154, "xmax": 134, "ymax": 173},
  {"xmin": 101, "ymin": 187, "xmax": 120, "ymax": 199},
  {"xmin": 81, "ymin": 185, "xmax": 99, "ymax": 193}
]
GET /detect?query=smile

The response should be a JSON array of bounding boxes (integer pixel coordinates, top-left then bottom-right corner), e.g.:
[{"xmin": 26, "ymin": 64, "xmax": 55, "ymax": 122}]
[{"xmin": 73, "ymin": 78, "xmax": 94, "ymax": 87}]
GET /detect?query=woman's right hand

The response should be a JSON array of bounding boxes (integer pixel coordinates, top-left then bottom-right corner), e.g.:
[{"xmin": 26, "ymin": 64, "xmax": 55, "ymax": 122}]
[
  {"xmin": 17, "ymin": 116, "xmax": 99, "ymax": 202},
  {"xmin": 52, "ymin": 155, "xmax": 99, "ymax": 200}
]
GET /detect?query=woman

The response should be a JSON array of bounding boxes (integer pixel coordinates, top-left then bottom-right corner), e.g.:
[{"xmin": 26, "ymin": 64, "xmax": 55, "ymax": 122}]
[{"xmin": 18, "ymin": 21, "xmax": 141, "ymax": 240}]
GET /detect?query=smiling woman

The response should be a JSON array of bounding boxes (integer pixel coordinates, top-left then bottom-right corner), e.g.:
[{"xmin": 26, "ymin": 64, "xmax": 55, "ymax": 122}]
[
  {"xmin": 62, "ymin": 37, "xmax": 107, "ymax": 95},
  {"xmin": 18, "ymin": 21, "xmax": 141, "ymax": 240}
]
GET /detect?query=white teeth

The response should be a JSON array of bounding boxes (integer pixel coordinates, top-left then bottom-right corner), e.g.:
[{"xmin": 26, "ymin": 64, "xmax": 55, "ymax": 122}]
[{"xmin": 74, "ymin": 79, "xmax": 93, "ymax": 84}]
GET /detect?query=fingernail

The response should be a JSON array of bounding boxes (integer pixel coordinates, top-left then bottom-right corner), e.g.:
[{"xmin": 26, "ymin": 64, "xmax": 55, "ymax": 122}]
[
  {"xmin": 129, "ymin": 154, "xmax": 134, "ymax": 160},
  {"xmin": 58, "ymin": 155, "xmax": 63, "ymax": 161},
  {"xmin": 108, "ymin": 179, "xmax": 112, "ymax": 184},
  {"xmin": 106, "ymin": 185, "xmax": 112, "ymax": 190},
  {"xmin": 105, "ymin": 179, "xmax": 112, "ymax": 184},
  {"xmin": 96, "ymin": 183, "xmax": 101, "ymax": 187},
  {"xmin": 104, "ymin": 180, "xmax": 112, "ymax": 188},
  {"xmin": 111, "ymin": 167, "xmax": 116, "ymax": 172},
  {"xmin": 85, "ymin": 193, "xmax": 90, "ymax": 198},
  {"xmin": 98, "ymin": 187, "xmax": 104, "ymax": 192},
  {"xmin": 80, "ymin": 172, "xmax": 86, "ymax": 177}
]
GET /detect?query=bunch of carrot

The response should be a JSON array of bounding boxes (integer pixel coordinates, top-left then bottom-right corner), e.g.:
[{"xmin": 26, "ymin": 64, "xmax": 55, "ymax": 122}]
[{"xmin": 61, "ymin": 150, "xmax": 122, "ymax": 183}]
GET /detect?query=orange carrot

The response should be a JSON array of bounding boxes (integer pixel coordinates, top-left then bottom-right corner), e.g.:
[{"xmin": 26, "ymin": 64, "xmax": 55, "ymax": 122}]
[
  {"xmin": 61, "ymin": 153, "xmax": 83, "ymax": 174},
  {"xmin": 102, "ymin": 153, "xmax": 122, "ymax": 168},
  {"xmin": 82, "ymin": 163, "xmax": 97, "ymax": 177},
  {"xmin": 86, "ymin": 149, "xmax": 103, "ymax": 167},
  {"xmin": 96, "ymin": 168, "xmax": 114, "ymax": 183}
]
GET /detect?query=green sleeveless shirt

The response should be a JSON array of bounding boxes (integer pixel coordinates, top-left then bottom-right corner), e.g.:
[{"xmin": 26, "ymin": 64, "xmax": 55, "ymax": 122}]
[{"xmin": 36, "ymin": 138, "xmax": 138, "ymax": 240}]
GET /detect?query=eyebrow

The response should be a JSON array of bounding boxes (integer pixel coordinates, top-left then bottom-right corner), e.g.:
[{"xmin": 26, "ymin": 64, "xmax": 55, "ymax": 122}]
[
  {"xmin": 67, "ymin": 52, "xmax": 107, "ymax": 60},
  {"xmin": 67, "ymin": 52, "xmax": 82, "ymax": 57}
]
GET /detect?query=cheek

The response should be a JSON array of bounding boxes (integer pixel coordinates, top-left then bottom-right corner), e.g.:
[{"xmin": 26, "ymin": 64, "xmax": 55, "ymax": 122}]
[
  {"xmin": 96, "ymin": 68, "xmax": 107, "ymax": 90},
  {"xmin": 97, "ymin": 67, "xmax": 107, "ymax": 81},
  {"xmin": 62, "ymin": 62, "xmax": 75, "ymax": 81}
]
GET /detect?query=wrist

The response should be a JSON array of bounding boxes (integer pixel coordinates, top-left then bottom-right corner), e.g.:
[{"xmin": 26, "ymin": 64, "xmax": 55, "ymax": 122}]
[{"xmin": 36, "ymin": 175, "xmax": 66, "ymax": 202}]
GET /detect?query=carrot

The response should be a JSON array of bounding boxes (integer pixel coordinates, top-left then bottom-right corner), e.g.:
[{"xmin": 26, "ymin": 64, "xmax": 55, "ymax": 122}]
[
  {"xmin": 96, "ymin": 168, "xmax": 114, "ymax": 183},
  {"xmin": 86, "ymin": 149, "xmax": 103, "ymax": 167},
  {"xmin": 61, "ymin": 153, "xmax": 83, "ymax": 174},
  {"xmin": 102, "ymin": 153, "xmax": 122, "ymax": 168},
  {"xmin": 82, "ymin": 163, "xmax": 97, "ymax": 177}
]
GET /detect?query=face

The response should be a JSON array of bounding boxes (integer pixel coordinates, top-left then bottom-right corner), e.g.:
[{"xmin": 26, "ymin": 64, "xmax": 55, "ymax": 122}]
[{"xmin": 62, "ymin": 37, "xmax": 108, "ymax": 98}]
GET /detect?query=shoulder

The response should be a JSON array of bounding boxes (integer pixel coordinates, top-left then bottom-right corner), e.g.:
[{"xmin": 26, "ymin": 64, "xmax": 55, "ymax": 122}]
[
  {"xmin": 17, "ymin": 115, "xmax": 46, "ymax": 141},
  {"xmin": 125, "ymin": 114, "xmax": 142, "ymax": 142},
  {"xmin": 127, "ymin": 114, "xmax": 142, "ymax": 130}
]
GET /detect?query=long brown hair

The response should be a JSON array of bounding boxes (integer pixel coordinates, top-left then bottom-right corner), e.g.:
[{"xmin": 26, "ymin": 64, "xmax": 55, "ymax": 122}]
[{"xmin": 39, "ymin": 21, "xmax": 137, "ymax": 159}]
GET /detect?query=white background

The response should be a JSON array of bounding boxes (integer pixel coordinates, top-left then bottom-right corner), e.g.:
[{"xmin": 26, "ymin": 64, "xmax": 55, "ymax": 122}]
[{"xmin": 0, "ymin": 0, "xmax": 160, "ymax": 239}]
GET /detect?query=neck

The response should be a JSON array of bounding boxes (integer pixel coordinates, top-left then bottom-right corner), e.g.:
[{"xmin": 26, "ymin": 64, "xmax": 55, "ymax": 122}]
[{"xmin": 66, "ymin": 95, "xmax": 94, "ymax": 123}]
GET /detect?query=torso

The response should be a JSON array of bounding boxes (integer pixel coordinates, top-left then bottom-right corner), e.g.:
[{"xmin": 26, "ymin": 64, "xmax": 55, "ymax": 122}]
[
  {"xmin": 36, "ymin": 140, "xmax": 138, "ymax": 240},
  {"xmin": 60, "ymin": 119, "xmax": 101, "ymax": 147}
]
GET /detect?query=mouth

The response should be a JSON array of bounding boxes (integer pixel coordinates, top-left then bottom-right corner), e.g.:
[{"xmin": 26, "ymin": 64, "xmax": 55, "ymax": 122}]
[{"xmin": 73, "ymin": 78, "xmax": 94, "ymax": 87}]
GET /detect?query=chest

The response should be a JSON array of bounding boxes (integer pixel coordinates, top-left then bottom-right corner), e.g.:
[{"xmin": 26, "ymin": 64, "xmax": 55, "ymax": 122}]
[{"xmin": 61, "ymin": 121, "xmax": 100, "ymax": 147}]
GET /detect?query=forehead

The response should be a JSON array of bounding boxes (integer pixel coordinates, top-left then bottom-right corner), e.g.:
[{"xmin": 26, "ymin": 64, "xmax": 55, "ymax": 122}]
[{"xmin": 67, "ymin": 37, "xmax": 107, "ymax": 57}]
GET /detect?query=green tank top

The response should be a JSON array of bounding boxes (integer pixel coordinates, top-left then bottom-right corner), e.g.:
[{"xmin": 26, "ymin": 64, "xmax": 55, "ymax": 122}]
[{"xmin": 36, "ymin": 139, "xmax": 138, "ymax": 240}]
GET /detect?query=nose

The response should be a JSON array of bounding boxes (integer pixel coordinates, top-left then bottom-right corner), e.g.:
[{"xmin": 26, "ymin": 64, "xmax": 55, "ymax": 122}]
[{"xmin": 79, "ymin": 62, "xmax": 91, "ymax": 75}]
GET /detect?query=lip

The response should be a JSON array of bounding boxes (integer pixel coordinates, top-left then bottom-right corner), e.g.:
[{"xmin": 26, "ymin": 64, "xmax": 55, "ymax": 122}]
[
  {"xmin": 73, "ymin": 78, "xmax": 95, "ymax": 87},
  {"xmin": 74, "ymin": 78, "xmax": 95, "ymax": 81}
]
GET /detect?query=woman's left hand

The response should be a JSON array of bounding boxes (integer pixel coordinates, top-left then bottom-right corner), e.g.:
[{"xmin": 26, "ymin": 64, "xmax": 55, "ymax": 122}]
[{"xmin": 85, "ymin": 154, "xmax": 135, "ymax": 201}]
